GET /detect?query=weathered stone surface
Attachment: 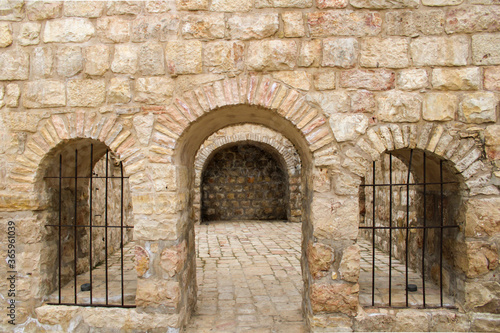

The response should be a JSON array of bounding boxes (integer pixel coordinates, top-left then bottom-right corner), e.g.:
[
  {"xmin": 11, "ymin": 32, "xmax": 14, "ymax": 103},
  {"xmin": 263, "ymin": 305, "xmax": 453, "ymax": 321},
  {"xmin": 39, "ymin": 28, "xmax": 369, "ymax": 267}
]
[
  {"xmin": 23, "ymin": 80, "xmax": 66, "ymax": 108},
  {"xmin": 459, "ymin": 92, "xmax": 498, "ymax": 123},
  {"xmin": 210, "ymin": 0, "xmax": 253, "ymax": 11},
  {"xmin": 312, "ymin": 195, "xmax": 359, "ymax": 240},
  {"xmin": 160, "ymin": 241, "xmax": 186, "ymax": 277},
  {"xmin": 135, "ymin": 246, "xmax": 149, "ymax": 277},
  {"xmin": 411, "ymin": 36, "xmax": 468, "ymax": 66},
  {"xmin": 339, "ymin": 245, "xmax": 360, "ymax": 282},
  {"xmin": 307, "ymin": 91, "xmax": 349, "ymax": 114},
  {"xmin": 456, "ymin": 242, "xmax": 499, "ymax": 278},
  {"xmin": 256, "ymin": 0, "xmax": 313, "ymax": 8},
  {"xmin": 0, "ymin": 22, "xmax": 12, "ymax": 47},
  {"xmin": 340, "ymin": 69, "xmax": 395, "ymax": 90},
  {"xmin": 298, "ymin": 39, "xmax": 321, "ymax": 67},
  {"xmin": 111, "ymin": 44, "xmax": 138, "ymax": 74},
  {"xmin": 329, "ymin": 114, "xmax": 369, "ymax": 142},
  {"xmin": 432, "ymin": 68, "xmax": 480, "ymax": 91},
  {"xmin": 360, "ymin": 37, "xmax": 409, "ymax": 68},
  {"xmin": 31, "ymin": 47, "xmax": 53, "ymax": 79},
  {"xmin": 177, "ymin": 0, "xmax": 209, "ymax": 10},
  {"xmin": 310, "ymin": 283, "xmax": 358, "ymax": 315},
  {"xmin": 131, "ymin": 15, "xmax": 178, "ymax": 42},
  {"xmin": 472, "ymin": 34, "xmax": 500, "ymax": 65},
  {"xmin": 56, "ymin": 46, "xmax": 83, "ymax": 77},
  {"xmin": 397, "ymin": 69, "xmax": 428, "ymax": 90},
  {"xmin": 5, "ymin": 84, "xmax": 20, "ymax": 107},
  {"xmin": 43, "ymin": 18, "xmax": 95, "ymax": 43},
  {"xmin": 465, "ymin": 198, "xmax": 500, "ymax": 237},
  {"xmin": 165, "ymin": 41, "xmax": 203, "ymax": 75},
  {"xmin": 63, "ymin": 1, "xmax": 105, "ymax": 17},
  {"xmin": 96, "ymin": 17, "xmax": 130, "ymax": 43},
  {"xmin": 485, "ymin": 67, "xmax": 500, "ymax": 91},
  {"xmin": 351, "ymin": 90, "xmax": 376, "ymax": 113},
  {"xmin": 423, "ymin": 0, "xmax": 463, "ymax": 5},
  {"xmin": 317, "ymin": 0, "xmax": 348, "ymax": 8},
  {"xmin": 445, "ymin": 6, "xmax": 500, "ymax": 34},
  {"xmin": 0, "ymin": 0, "xmax": 24, "ymax": 21},
  {"xmin": 322, "ymin": 38, "xmax": 358, "ymax": 68},
  {"xmin": 308, "ymin": 242, "xmax": 334, "ymax": 278},
  {"xmin": 135, "ymin": 77, "xmax": 175, "ymax": 104},
  {"xmin": 351, "ymin": 0, "xmax": 418, "ymax": 8},
  {"xmin": 67, "ymin": 79, "xmax": 106, "ymax": 107},
  {"xmin": 423, "ymin": 93, "xmax": 457, "ymax": 121},
  {"xmin": 181, "ymin": 13, "xmax": 225, "ymax": 39},
  {"xmin": 273, "ymin": 71, "xmax": 311, "ymax": 90},
  {"xmin": 248, "ymin": 40, "xmax": 297, "ymax": 71},
  {"xmin": 385, "ymin": 10, "xmax": 444, "ymax": 36},
  {"xmin": 134, "ymin": 217, "xmax": 177, "ymax": 240},
  {"xmin": 376, "ymin": 90, "xmax": 422, "ymax": 122},
  {"xmin": 84, "ymin": 44, "xmax": 110, "ymax": 76},
  {"xmin": 133, "ymin": 114, "xmax": 155, "ymax": 146},
  {"xmin": 471, "ymin": 313, "xmax": 500, "ymax": 332},
  {"xmin": 108, "ymin": 78, "xmax": 131, "ymax": 104},
  {"xmin": 429, "ymin": 311, "xmax": 469, "ymax": 332},
  {"xmin": 307, "ymin": 11, "xmax": 382, "ymax": 37},
  {"xmin": 464, "ymin": 281, "xmax": 500, "ymax": 313},
  {"xmin": 0, "ymin": 48, "xmax": 29, "ymax": 80},
  {"xmin": 106, "ymin": 1, "xmax": 142, "ymax": 15},
  {"xmin": 313, "ymin": 70, "xmax": 336, "ymax": 90},
  {"xmin": 17, "ymin": 22, "xmax": 41, "ymax": 46},
  {"xmin": 282, "ymin": 11, "xmax": 305, "ymax": 37},
  {"xmin": 26, "ymin": 1, "xmax": 62, "ymax": 20},
  {"xmin": 485, "ymin": 125, "xmax": 500, "ymax": 146},
  {"xmin": 203, "ymin": 41, "xmax": 245, "ymax": 73},
  {"xmin": 139, "ymin": 42, "xmax": 165, "ymax": 75},
  {"xmin": 228, "ymin": 14, "xmax": 279, "ymax": 40},
  {"xmin": 136, "ymin": 279, "xmax": 179, "ymax": 308}
]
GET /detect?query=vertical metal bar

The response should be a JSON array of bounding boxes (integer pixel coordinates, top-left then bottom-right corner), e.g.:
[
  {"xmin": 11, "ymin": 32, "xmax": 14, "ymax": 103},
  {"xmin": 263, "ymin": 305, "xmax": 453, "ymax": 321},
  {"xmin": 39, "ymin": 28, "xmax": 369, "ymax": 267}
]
[
  {"xmin": 120, "ymin": 162, "xmax": 125, "ymax": 306},
  {"xmin": 372, "ymin": 161, "xmax": 376, "ymax": 307},
  {"xmin": 422, "ymin": 151, "xmax": 427, "ymax": 308},
  {"xmin": 440, "ymin": 159, "xmax": 444, "ymax": 307},
  {"xmin": 89, "ymin": 144, "xmax": 93, "ymax": 305},
  {"xmin": 406, "ymin": 150, "xmax": 413, "ymax": 308},
  {"xmin": 58, "ymin": 154, "xmax": 62, "ymax": 304},
  {"xmin": 74, "ymin": 149, "xmax": 78, "ymax": 304},
  {"xmin": 388, "ymin": 154, "xmax": 393, "ymax": 307},
  {"xmin": 105, "ymin": 150, "xmax": 109, "ymax": 305}
]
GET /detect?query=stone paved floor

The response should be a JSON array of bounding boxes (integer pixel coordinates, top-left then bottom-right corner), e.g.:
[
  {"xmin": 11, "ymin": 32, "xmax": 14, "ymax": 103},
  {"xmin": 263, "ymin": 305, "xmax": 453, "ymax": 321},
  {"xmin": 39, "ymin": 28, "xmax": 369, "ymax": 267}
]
[{"xmin": 186, "ymin": 221, "xmax": 307, "ymax": 333}]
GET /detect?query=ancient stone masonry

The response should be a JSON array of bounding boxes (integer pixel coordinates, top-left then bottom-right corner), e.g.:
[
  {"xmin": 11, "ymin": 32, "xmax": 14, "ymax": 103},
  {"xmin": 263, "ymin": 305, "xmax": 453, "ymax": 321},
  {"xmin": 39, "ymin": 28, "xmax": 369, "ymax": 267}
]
[{"xmin": 0, "ymin": 0, "xmax": 498, "ymax": 332}]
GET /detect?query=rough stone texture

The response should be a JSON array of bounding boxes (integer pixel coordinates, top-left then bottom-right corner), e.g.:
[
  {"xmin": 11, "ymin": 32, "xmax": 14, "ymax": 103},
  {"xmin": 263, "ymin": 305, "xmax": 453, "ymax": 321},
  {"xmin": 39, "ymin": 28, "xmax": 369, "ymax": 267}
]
[
  {"xmin": 135, "ymin": 77, "xmax": 175, "ymax": 104},
  {"xmin": 322, "ymin": 38, "xmax": 358, "ymax": 68},
  {"xmin": 312, "ymin": 195, "xmax": 359, "ymax": 240},
  {"xmin": 317, "ymin": 0, "xmax": 348, "ymax": 8},
  {"xmin": 85, "ymin": 44, "xmax": 110, "ymax": 76},
  {"xmin": 132, "ymin": 15, "xmax": 180, "ymax": 42},
  {"xmin": 43, "ymin": 18, "xmax": 95, "ymax": 43},
  {"xmin": 283, "ymin": 12, "xmax": 306, "ymax": 37},
  {"xmin": 256, "ymin": 0, "xmax": 314, "ymax": 8},
  {"xmin": 67, "ymin": 79, "xmax": 106, "ymax": 107},
  {"xmin": 56, "ymin": 46, "xmax": 83, "ymax": 77},
  {"xmin": 211, "ymin": 0, "xmax": 253, "ymax": 11},
  {"xmin": 106, "ymin": 1, "xmax": 142, "ymax": 15},
  {"xmin": 108, "ymin": 78, "xmax": 132, "ymax": 104},
  {"xmin": 351, "ymin": 0, "xmax": 418, "ymax": 8},
  {"xmin": 360, "ymin": 37, "xmax": 409, "ymax": 68},
  {"xmin": 139, "ymin": 42, "xmax": 165, "ymax": 75},
  {"xmin": 313, "ymin": 71, "xmax": 336, "ymax": 90},
  {"xmin": 472, "ymin": 34, "xmax": 500, "ymax": 65},
  {"xmin": 177, "ymin": 0, "xmax": 209, "ymax": 10},
  {"xmin": 136, "ymin": 279, "xmax": 180, "ymax": 308},
  {"xmin": 459, "ymin": 92, "xmax": 498, "ymax": 123},
  {"xmin": 160, "ymin": 241, "xmax": 186, "ymax": 277},
  {"xmin": 203, "ymin": 41, "xmax": 245, "ymax": 74},
  {"xmin": 445, "ymin": 6, "xmax": 500, "ymax": 34},
  {"xmin": 0, "ymin": 22, "xmax": 13, "ymax": 47},
  {"xmin": 397, "ymin": 69, "xmax": 428, "ymax": 90},
  {"xmin": 340, "ymin": 69, "xmax": 395, "ymax": 91},
  {"xmin": 248, "ymin": 40, "xmax": 297, "ymax": 71},
  {"xmin": 329, "ymin": 114, "xmax": 369, "ymax": 142},
  {"xmin": 273, "ymin": 71, "xmax": 311, "ymax": 90},
  {"xmin": 182, "ymin": 14, "xmax": 225, "ymax": 40},
  {"xmin": 298, "ymin": 39, "xmax": 321, "ymax": 67},
  {"xmin": 465, "ymin": 198, "xmax": 500, "ymax": 237},
  {"xmin": 411, "ymin": 36, "xmax": 469, "ymax": 66},
  {"xmin": 228, "ymin": 14, "xmax": 279, "ymax": 40},
  {"xmin": 63, "ymin": 1, "xmax": 105, "ymax": 18},
  {"xmin": 5, "ymin": 83, "xmax": 20, "ymax": 107},
  {"xmin": 484, "ymin": 67, "xmax": 500, "ymax": 91},
  {"xmin": 307, "ymin": 11, "xmax": 382, "ymax": 37},
  {"xmin": 135, "ymin": 246, "xmax": 150, "ymax": 277},
  {"xmin": 165, "ymin": 41, "xmax": 203, "ymax": 75},
  {"xmin": 423, "ymin": 0, "xmax": 463, "ymax": 5},
  {"xmin": 23, "ymin": 80, "xmax": 66, "ymax": 108},
  {"xmin": 308, "ymin": 242, "xmax": 334, "ymax": 278},
  {"xmin": 351, "ymin": 90, "xmax": 376, "ymax": 113},
  {"xmin": 471, "ymin": 314, "xmax": 500, "ymax": 332},
  {"xmin": 307, "ymin": 91, "xmax": 349, "ymax": 114},
  {"xmin": 339, "ymin": 245, "xmax": 360, "ymax": 282},
  {"xmin": 31, "ymin": 47, "xmax": 53, "ymax": 79},
  {"xmin": 432, "ymin": 68, "xmax": 481, "ymax": 91},
  {"xmin": 17, "ymin": 22, "xmax": 41, "ymax": 46},
  {"xmin": 96, "ymin": 17, "xmax": 130, "ymax": 43},
  {"xmin": 376, "ymin": 90, "xmax": 422, "ymax": 122},
  {"xmin": 111, "ymin": 44, "xmax": 138, "ymax": 74},
  {"xmin": 26, "ymin": 1, "xmax": 62, "ymax": 20},
  {"xmin": 0, "ymin": 48, "xmax": 29, "ymax": 80},
  {"xmin": 423, "ymin": 93, "xmax": 458, "ymax": 121},
  {"xmin": 310, "ymin": 283, "xmax": 359, "ymax": 315},
  {"xmin": 385, "ymin": 10, "xmax": 445, "ymax": 36}
]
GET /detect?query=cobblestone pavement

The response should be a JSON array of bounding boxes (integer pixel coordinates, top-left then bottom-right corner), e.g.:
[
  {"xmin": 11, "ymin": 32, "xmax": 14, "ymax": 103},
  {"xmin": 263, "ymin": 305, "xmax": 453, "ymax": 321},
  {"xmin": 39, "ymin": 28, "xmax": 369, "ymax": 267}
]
[{"xmin": 186, "ymin": 221, "xmax": 307, "ymax": 333}]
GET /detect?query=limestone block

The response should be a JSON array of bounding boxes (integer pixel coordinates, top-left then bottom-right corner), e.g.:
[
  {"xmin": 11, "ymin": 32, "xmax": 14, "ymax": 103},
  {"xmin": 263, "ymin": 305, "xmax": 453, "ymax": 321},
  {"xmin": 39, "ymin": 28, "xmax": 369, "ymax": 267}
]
[
  {"xmin": 210, "ymin": 0, "xmax": 253, "ymax": 11},
  {"xmin": 0, "ymin": 0, "xmax": 24, "ymax": 21},
  {"xmin": 423, "ymin": 0, "xmax": 463, "ymax": 5},
  {"xmin": 17, "ymin": 22, "xmax": 41, "ymax": 46},
  {"xmin": 308, "ymin": 241, "xmax": 334, "ymax": 279},
  {"xmin": 465, "ymin": 198, "xmax": 500, "ymax": 237},
  {"xmin": 203, "ymin": 41, "xmax": 245, "ymax": 73},
  {"xmin": 56, "ymin": 46, "xmax": 83, "ymax": 77},
  {"xmin": 84, "ymin": 44, "xmax": 110, "ymax": 76},
  {"xmin": 411, "ymin": 36, "xmax": 468, "ymax": 66},
  {"xmin": 160, "ymin": 241, "xmax": 187, "ymax": 277},
  {"xmin": 63, "ymin": 1, "xmax": 105, "ymax": 17},
  {"xmin": 351, "ymin": 90, "xmax": 376, "ymax": 113},
  {"xmin": 135, "ymin": 246, "xmax": 149, "ymax": 277},
  {"xmin": 485, "ymin": 125, "xmax": 500, "ymax": 146},
  {"xmin": 43, "ymin": 18, "xmax": 95, "ymax": 43},
  {"xmin": 165, "ymin": 41, "xmax": 203, "ymax": 75},
  {"xmin": 26, "ymin": 1, "xmax": 62, "ymax": 20},
  {"xmin": 462, "ymin": 242, "xmax": 499, "ymax": 278},
  {"xmin": 340, "ymin": 69, "xmax": 395, "ymax": 90},
  {"xmin": 0, "ymin": 48, "xmax": 29, "ymax": 80},
  {"xmin": 282, "ymin": 12, "xmax": 305, "ymax": 37},
  {"xmin": 312, "ymin": 194, "xmax": 359, "ymax": 240},
  {"xmin": 423, "ymin": 93, "xmax": 457, "ymax": 121},
  {"xmin": 351, "ymin": 0, "xmax": 418, "ymax": 8},
  {"xmin": 135, "ymin": 215, "xmax": 177, "ymax": 240},
  {"xmin": 135, "ymin": 77, "xmax": 175, "ymax": 104},
  {"xmin": 298, "ymin": 39, "xmax": 321, "ymax": 67},
  {"xmin": 446, "ymin": 6, "xmax": 500, "ymax": 34},
  {"xmin": 322, "ymin": 38, "xmax": 358, "ymax": 68},
  {"xmin": 132, "ymin": 15, "xmax": 180, "ymax": 42},
  {"xmin": 139, "ymin": 42, "xmax": 165, "ymax": 75},
  {"xmin": 310, "ymin": 283, "xmax": 358, "ymax": 315},
  {"xmin": 31, "ymin": 47, "xmax": 53, "ymax": 79},
  {"xmin": 332, "ymin": 171, "xmax": 362, "ymax": 195},
  {"xmin": 307, "ymin": 10, "xmax": 382, "ymax": 37},
  {"xmin": 376, "ymin": 90, "xmax": 421, "ymax": 122},
  {"xmin": 106, "ymin": 1, "xmax": 142, "ymax": 15},
  {"xmin": 67, "ymin": 79, "xmax": 106, "ymax": 107},
  {"xmin": 385, "ymin": 10, "xmax": 444, "ymax": 36},
  {"xmin": 459, "ymin": 92, "xmax": 498, "ymax": 123},
  {"xmin": 228, "ymin": 14, "xmax": 279, "ymax": 40},
  {"xmin": 307, "ymin": 91, "xmax": 349, "ymax": 115},
  {"xmin": 136, "ymin": 279, "xmax": 180, "ymax": 308},
  {"xmin": 471, "ymin": 314, "xmax": 500, "ymax": 332},
  {"xmin": 432, "ymin": 68, "xmax": 480, "ymax": 91},
  {"xmin": 256, "ymin": 0, "xmax": 313, "ymax": 7},
  {"xmin": 108, "ymin": 78, "xmax": 131, "ymax": 104},
  {"xmin": 429, "ymin": 311, "xmax": 470, "ymax": 332},
  {"xmin": 111, "ymin": 44, "xmax": 138, "ymax": 74},
  {"xmin": 472, "ymin": 34, "xmax": 500, "ymax": 65},
  {"xmin": 339, "ymin": 245, "xmax": 360, "ymax": 283},
  {"xmin": 6, "ymin": 84, "xmax": 20, "ymax": 107},
  {"xmin": 317, "ymin": 0, "xmax": 348, "ymax": 8},
  {"xmin": 329, "ymin": 114, "xmax": 369, "ymax": 142},
  {"xmin": 177, "ymin": 0, "xmax": 209, "ymax": 10},
  {"xmin": 96, "ymin": 17, "xmax": 130, "ymax": 43},
  {"xmin": 313, "ymin": 70, "xmax": 336, "ymax": 90},
  {"xmin": 485, "ymin": 67, "xmax": 500, "ymax": 91},
  {"xmin": 272, "ymin": 71, "xmax": 311, "ymax": 90},
  {"xmin": 181, "ymin": 13, "xmax": 225, "ymax": 39},
  {"xmin": 360, "ymin": 37, "xmax": 409, "ymax": 68},
  {"xmin": 0, "ymin": 22, "xmax": 13, "ymax": 47},
  {"xmin": 23, "ymin": 80, "xmax": 66, "ymax": 108},
  {"xmin": 133, "ymin": 114, "xmax": 155, "ymax": 146},
  {"xmin": 397, "ymin": 68, "xmax": 428, "ymax": 90},
  {"xmin": 247, "ymin": 40, "xmax": 297, "ymax": 71}
]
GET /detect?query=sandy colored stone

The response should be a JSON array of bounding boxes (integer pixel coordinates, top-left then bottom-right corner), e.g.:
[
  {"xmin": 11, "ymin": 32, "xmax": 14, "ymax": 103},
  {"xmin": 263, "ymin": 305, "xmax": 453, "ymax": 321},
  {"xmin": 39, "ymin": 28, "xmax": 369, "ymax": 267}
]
[
  {"xmin": 135, "ymin": 77, "xmax": 175, "ymax": 104},
  {"xmin": 139, "ymin": 42, "xmax": 165, "ymax": 75},
  {"xmin": 411, "ymin": 36, "xmax": 468, "ymax": 66},
  {"xmin": 471, "ymin": 313, "xmax": 500, "ymax": 332},
  {"xmin": 56, "ymin": 45, "xmax": 83, "ymax": 77},
  {"xmin": 111, "ymin": 44, "xmax": 138, "ymax": 74},
  {"xmin": 310, "ymin": 283, "xmax": 358, "ymax": 315},
  {"xmin": 106, "ymin": 1, "xmax": 142, "ymax": 15},
  {"xmin": 459, "ymin": 92, "xmax": 498, "ymax": 123},
  {"xmin": 136, "ymin": 279, "xmax": 180, "ymax": 307},
  {"xmin": 307, "ymin": 10, "xmax": 382, "ymax": 37},
  {"xmin": 248, "ymin": 40, "xmax": 297, "ymax": 71},
  {"xmin": 135, "ymin": 245, "xmax": 150, "ymax": 277},
  {"xmin": 108, "ymin": 78, "xmax": 131, "ymax": 104},
  {"xmin": 351, "ymin": 90, "xmax": 376, "ymax": 113},
  {"xmin": 43, "ymin": 18, "xmax": 95, "ymax": 43},
  {"xmin": 282, "ymin": 11, "xmax": 305, "ymax": 37},
  {"xmin": 465, "ymin": 198, "xmax": 500, "ymax": 237},
  {"xmin": 177, "ymin": 0, "xmax": 209, "ymax": 10},
  {"xmin": 423, "ymin": 93, "xmax": 457, "ymax": 121},
  {"xmin": 160, "ymin": 241, "xmax": 187, "ymax": 277},
  {"xmin": 210, "ymin": 0, "xmax": 253, "ymax": 11},
  {"xmin": 0, "ymin": 48, "xmax": 29, "ymax": 81},
  {"xmin": 329, "ymin": 114, "xmax": 369, "ymax": 142},
  {"xmin": 272, "ymin": 71, "xmax": 311, "ymax": 90},
  {"xmin": 63, "ymin": 1, "xmax": 105, "ymax": 17},
  {"xmin": 67, "ymin": 79, "xmax": 106, "ymax": 107},
  {"xmin": 423, "ymin": 0, "xmax": 463, "ymax": 4},
  {"xmin": 0, "ymin": 0, "xmax": 24, "ymax": 21},
  {"xmin": 181, "ymin": 13, "xmax": 225, "ymax": 39},
  {"xmin": 228, "ymin": 14, "xmax": 279, "ymax": 40},
  {"xmin": 322, "ymin": 38, "xmax": 358, "ymax": 68},
  {"xmin": 134, "ymin": 217, "xmax": 177, "ymax": 241},
  {"xmin": 96, "ymin": 16, "xmax": 130, "ymax": 43},
  {"xmin": 340, "ymin": 69, "xmax": 395, "ymax": 90},
  {"xmin": 445, "ymin": 6, "xmax": 500, "ymax": 34},
  {"xmin": 485, "ymin": 125, "xmax": 500, "ymax": 146},
  {"xmin": 312, "ymin": 194, "xmax": 359, "ymax": 240},
  {"xmin": 26, "ymin": 1, "xmax": 62, "ymax": 20},
  {"xmin": 385, "ymin": 10, "xmax": 444, "ymax": 36},
  {"xmin": 23, "ymin": 80, "xmax": 66, "ymax": 108},
  {"xmin": 351, "ymin": 0, "xmax": 418, "ymax": 8},
  {"xmin": 472, "ymin": 34, "xmax": 500, "ymax": 65},
  {"xmin": 31, "ymin": 47, "xmax": 53, "ymax": 79},
  {"xmin": 308, "ymin": 241, "xmax": 334, "ymax": 278},
  {"xmin": 165, "ymin": 41, "xmax": 203, "ymax": 75},
  {"xmin": 376, "ymin": 90, "xmax": 422, "ymax": 122},
  {"xmin": 204, "ymin": 41, "xmax": 245, "ymax": 74},
  {"xmin": 256, "ymin": 0, "xmax": 313, "ymax": 7},
  {"xmin": 360, "ymin": 37, "xmax": 409, "ymax": 68},
  {"xmin": 313, "ymin": 71, "xmax": 336, "ymax": 90},
  {"xmin": 298, "ymin": 39, "xmax": 321, "ymax": 67},
  {"xmin": 84, "ymin": 44, "xmax": 110, "ymax": 76},
  {"xmin": 133, "ymin": 114, "xmax": 155, "ymax": 146},
  {"xmin": 307, "ymin": 91, "xmax": 349, "ymax": 114},
  {"xmin": 317, "ymin": 0, "xmax": 348, "ymax": 8},
  {"xmin": 432, "ymin": 68, "xmax": 480, "ymax": 91},
  {"xmin": 339, "ymin": 245, "xmax": 360, "ymax": 282},
  {"xmin": 6, "ymin": 84, "xmax": 20, "ymax": 108},
  {"xmin": 397, "ymin": 68, "xmax": 428, "ymax": 90},
  {"xmin": 17, "ymin": 22, "xmax": 41, "ymax": 46},
  {"xmin": 485, "ymin": 67, "xmax": 500, "ymax": 91},
  {"xmin": 0, "ymin": 22, "xmax": 12, "ymax": 47},
  {"xmin": 463, "ymin": 242, "xmax": 499, "ymax": 278}
]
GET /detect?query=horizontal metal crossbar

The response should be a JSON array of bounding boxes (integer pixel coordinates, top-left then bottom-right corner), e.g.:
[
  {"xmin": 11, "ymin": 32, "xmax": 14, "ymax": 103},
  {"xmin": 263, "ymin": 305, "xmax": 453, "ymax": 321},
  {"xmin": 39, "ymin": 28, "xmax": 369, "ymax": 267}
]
[
  {"xmin": 359, "ymin": 225, "xmax": 459, "ymax": 230},
  {"xmin": 46, "ymin": 302, "xmax": 136, "ymax": 308},
  {"xmin": 44, "ymin": 176, "xmax": 129, "ymax": 179},
  {"xmin": 360, "ymin": 181, "xmax": 458, "ymax": 187},
  {"xmin": 46, "ymin": 224, "xmax": 134, "ymax": 229}
]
